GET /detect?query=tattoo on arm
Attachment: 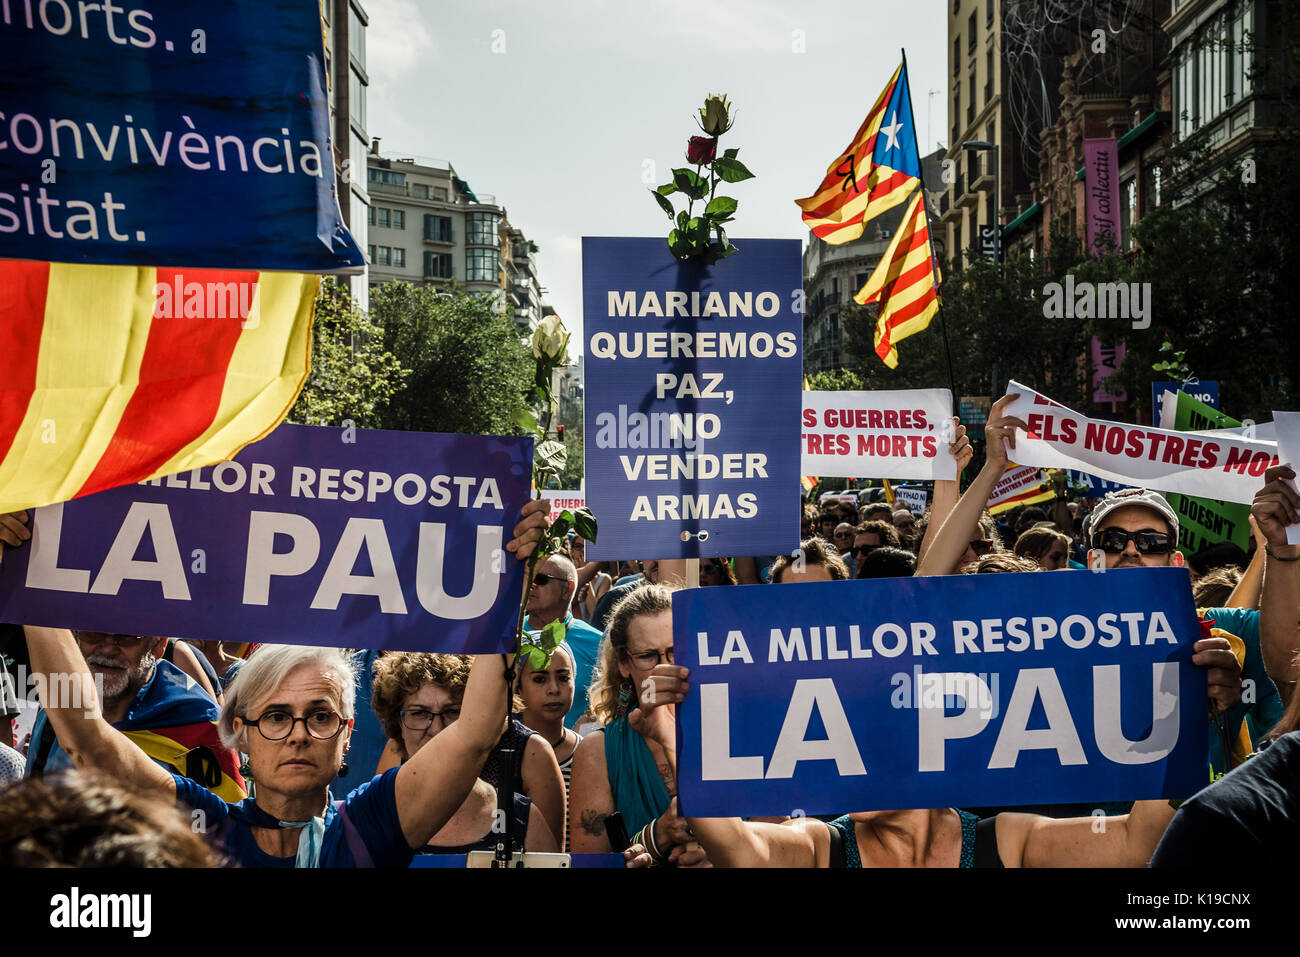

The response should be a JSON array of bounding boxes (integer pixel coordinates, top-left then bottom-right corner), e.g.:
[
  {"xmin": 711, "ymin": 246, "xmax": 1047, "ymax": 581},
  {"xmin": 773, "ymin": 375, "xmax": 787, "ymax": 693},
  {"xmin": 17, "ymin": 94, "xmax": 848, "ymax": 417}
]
[{"xmin": 580, "ymin": 809, "xmax": 609, "ymax": 837}]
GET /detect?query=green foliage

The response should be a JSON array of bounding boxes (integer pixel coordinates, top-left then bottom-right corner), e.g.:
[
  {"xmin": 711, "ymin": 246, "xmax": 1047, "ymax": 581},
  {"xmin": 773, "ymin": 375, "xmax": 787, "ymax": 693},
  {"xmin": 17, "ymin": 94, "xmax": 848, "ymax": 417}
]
[
  {"xmin": 288, "ymin": 279, "xmax": 409, "ymax": 428},
  {"xmin": 369, "ymin": 281, "xmax": 534, "ymax": 436},
  {"xmin": 558, "ymin": 426, "xmax": 584, "ymax": 489}
]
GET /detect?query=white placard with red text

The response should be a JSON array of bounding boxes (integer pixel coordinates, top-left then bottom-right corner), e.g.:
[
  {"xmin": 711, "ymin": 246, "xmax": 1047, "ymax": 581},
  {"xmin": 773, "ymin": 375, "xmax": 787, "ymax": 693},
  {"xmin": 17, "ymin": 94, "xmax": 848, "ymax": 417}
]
[
  {"xmin": 1004, "ymin": 382, "xmax": 1279, "ymax": 505},
  {"xmin": 987, "ymin": 465, "xmax": 1048, "ymax": 511},
  {"xmin": 539, "ymin": 490, "xmax": 586, "ymax": 525},
  {"xmin": 1273, "ymin": 411, "xmax": 1300, "ymax": 545},
  {"xmin": 801, "ymin": 389, "xmax": 955, "ymax": 481}
]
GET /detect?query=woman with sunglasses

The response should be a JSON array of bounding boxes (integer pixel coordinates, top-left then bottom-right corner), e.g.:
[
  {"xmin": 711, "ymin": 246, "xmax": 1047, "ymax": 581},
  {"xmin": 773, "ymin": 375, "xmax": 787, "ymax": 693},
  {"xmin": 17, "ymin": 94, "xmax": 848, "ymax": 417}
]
[
  {"xmin": 568, "ymin": 584, "xmax": 708, "ymax": 864},
  {"xmin": 698, "ymin": 558, "xmax": 738, "ymax": 586},
  {"xmin": 16, "ymin": 501, "xmax": 549, "ymax": 867},
  {"xmin": 371, "ymin": 652, "xmax": 557, "ymax": 855}
]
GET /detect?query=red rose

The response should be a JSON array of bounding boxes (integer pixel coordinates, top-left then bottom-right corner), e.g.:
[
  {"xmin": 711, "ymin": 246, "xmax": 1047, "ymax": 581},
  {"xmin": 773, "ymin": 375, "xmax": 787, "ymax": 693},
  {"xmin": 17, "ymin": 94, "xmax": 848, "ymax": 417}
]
[{"xmin": 686, "ymin": 136, "xmax": 717, "ymax": 164}]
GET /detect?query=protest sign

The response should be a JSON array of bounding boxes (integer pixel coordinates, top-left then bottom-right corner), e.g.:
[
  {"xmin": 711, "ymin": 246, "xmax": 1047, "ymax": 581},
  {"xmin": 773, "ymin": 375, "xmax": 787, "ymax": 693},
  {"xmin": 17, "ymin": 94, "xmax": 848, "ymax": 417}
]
[
  {"xmin": 539, "ymin": 490, "xmax": 586, "ymax": 525},
  {"xmin": 895, "ymin": 486, "xmax": 928, "ymax": 515},
  {"xmin": 1004, "ymin": 381, "xmax": 1279, "ymax": 505},
  {"xmin": 0, "ymin": 0, "xmax": 363, "ymax": 272},
  {"xmin": 986, "ymin": 465, "xmax": 1054, "ymax": 515},
  {"xmin": 801, "ymin": 389, "xmax": 955, "ymax": 481},
  {"xmin": 1275, "ymin": 411, "xmax": 1300, "ymax": 546},
  {"xmin": 958, "ymin": 396, "xmax": 991, "ymax": 437},
  {"xmin": 582, "ymin": 237, "xmax": 801, "ymax": 560},
  {"xmin": 1152, "ymin": 380, "xmax": 1218, "ymax": 413},
  {"xmin": 0, "ymin": 424, "xmax": 531, "ymax": 653},
  {"xmin": 1066, "ymin": 470, "xmax": 1133, "ymax": 497},
  {"xmin": 674, "ymin": 568, "xmax": 1207, "ymax": 817},
  {"xmin": 1090, "ymin": 338, "xmax": 1127, "ymax": 403},
  {"xmin": 1163, "ymin": 393, "xmax": 1250, "ymax": 557}
]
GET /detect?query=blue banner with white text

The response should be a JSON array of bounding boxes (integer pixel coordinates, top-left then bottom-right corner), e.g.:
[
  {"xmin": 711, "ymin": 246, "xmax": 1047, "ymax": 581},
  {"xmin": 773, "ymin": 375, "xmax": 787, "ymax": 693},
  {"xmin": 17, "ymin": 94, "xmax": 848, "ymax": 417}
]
[
  {"xmin": 674, "ymin": 569, "xmax": 1208, "ymax": 817},
  {"xmin": 0, "ymin": 424, "xmax": 531, "ymax": 653},
  {"xmin": 581, "ymin": 236, "xmax": 802, "ymax": 560},
  {"xmin": 0, "ymin": 0, "xmax": 364, "ymax": 272}
]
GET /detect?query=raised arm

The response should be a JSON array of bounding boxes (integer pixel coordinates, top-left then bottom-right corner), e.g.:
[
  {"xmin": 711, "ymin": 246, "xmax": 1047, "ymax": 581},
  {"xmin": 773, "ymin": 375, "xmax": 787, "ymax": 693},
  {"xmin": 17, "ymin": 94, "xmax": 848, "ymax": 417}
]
[
  {"xmin": 917, "ymin": 395, "xmax": 1025, "ymax": 576},
  {"xmin": 1008, "ymin": 798, "xmax": 1176, "ymax": 868},
  {"xmin": 23, "ymin": 625, "xmax": 175, "ymax": 796},
  {"xmin": 1224, "ymin": 517, "xmax": 1267, "ymax": 611},
  {"xmin": 917, "ymin": 417, "xmax": 973, "ymax": 566},
  {"xmin": 1251, "ymin": 466, "xmax": 1300, "ymax": 692}
]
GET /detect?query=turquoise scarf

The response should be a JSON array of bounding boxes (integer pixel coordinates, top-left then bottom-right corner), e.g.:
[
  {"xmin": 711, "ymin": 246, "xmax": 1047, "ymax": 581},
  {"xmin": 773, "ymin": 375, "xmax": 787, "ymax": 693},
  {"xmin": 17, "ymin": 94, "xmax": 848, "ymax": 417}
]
[{"xmin": 604, "ymin": 715, "xmax": 671, "ymax": 837}]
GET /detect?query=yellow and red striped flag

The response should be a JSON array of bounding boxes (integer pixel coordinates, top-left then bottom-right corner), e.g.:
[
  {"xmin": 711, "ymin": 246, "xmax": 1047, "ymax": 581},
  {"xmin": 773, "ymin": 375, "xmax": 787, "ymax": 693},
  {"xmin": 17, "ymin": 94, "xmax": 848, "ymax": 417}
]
[
  {"xmin": 854, "ymin": 189, "xmax": 941, "ymax": 369},
  {"xmin": 800, "ymin": 376, "xmax": 817, "ymax": 492},
  {"xmin": 0, "ymin": 261, "xmax": 318, "ymax": 512},
  {"xmin": 795, "ymin": 58, "xmax": 923, "ymax": 245}
]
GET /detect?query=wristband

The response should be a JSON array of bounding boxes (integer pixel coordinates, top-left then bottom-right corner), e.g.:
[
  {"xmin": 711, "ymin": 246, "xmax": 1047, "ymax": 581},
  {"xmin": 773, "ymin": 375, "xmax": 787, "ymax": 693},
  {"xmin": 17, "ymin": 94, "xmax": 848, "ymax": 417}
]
[
  {"xmin": 1265, "ymin": 543, "xmax": 1300, "ymax": 562},
  {"xmin": 646, "ymin": 815, "xmax": 668, "ymax": 861}
]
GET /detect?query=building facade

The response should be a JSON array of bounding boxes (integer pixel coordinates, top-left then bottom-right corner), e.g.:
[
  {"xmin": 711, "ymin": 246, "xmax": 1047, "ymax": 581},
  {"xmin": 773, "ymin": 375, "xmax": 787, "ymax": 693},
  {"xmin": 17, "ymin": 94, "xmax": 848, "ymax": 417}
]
[{"xmin": 324, "ymin": 0, "xmax": 370, "ymax": 311}]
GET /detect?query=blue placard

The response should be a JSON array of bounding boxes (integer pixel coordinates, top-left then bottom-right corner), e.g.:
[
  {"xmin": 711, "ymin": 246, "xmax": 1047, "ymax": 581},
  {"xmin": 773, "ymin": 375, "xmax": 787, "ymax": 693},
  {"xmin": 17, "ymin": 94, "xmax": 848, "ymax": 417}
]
[
  {"xmin": 674, "ymin": 569, "xmax": 1207, "ymax": 817},
  {"xmin": 581, "ymin": 237, "xmax": 802, "ymax": 560},
  {"xmin": 0, "ymin": 424, "xmax": 531, "ymax": 653},
  {"xmin": 1065, "ymin": 470, "xmax": 1134, "ymax": 496},
  {"xmin": 0, "ymin": 0, "xmax": 363, "ymax": 272},
  {"xmin": 1152, "ymin": 381, "xmax": 1219, "ymax": 413}
]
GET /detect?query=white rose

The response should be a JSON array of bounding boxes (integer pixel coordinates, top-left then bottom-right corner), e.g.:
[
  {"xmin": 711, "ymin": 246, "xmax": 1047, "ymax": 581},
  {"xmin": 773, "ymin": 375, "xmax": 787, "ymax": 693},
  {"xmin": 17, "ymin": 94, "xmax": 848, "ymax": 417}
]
[{"xmin": 532, "ymin": 315, "xmax": 569, "ymax": 362}]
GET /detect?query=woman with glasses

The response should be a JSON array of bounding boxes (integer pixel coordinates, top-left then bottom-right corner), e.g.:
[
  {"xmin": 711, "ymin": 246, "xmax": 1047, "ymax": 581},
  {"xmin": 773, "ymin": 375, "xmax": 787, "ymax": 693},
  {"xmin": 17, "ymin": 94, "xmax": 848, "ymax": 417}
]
[
  {"xmin": 371, "ymin": 653, "xmax": 557, "ymax": 855},
  {"xmin": 569, "ymin": 584, "xmax": 706, "ymax": 864},
  {"xmin": 15, "ymin": 500, "xmax": 549, "ymax": 867}
]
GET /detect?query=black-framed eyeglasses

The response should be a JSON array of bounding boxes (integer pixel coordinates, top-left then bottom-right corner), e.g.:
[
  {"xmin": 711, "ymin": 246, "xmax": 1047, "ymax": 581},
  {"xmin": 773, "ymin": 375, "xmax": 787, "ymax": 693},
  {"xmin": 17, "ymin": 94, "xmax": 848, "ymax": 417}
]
[
  {"xmin": 399, "ymin": 706, "xmax": 460, "ymax": 731},
  {"xmin": 1093, "ymin": 528, "xmax": 1173, "ymax": 555},
  {"xmin": 244, "ymin": 709, "xmax": 345, "ymax": 741},
  {"xmin": 74, "ymin": 632, "xmax": 149, "ymax": 649},
  {"xmin": 627, "ymin": 648, "xmax": 674, "ymax": 670}
]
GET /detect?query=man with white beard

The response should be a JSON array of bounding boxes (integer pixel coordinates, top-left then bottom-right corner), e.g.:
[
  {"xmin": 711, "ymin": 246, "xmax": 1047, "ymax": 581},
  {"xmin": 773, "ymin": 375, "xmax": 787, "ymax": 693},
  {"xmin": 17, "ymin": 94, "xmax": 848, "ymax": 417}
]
[{"xmin": 24, "ymin": 632, "xmax": 246, "ymax": 801}]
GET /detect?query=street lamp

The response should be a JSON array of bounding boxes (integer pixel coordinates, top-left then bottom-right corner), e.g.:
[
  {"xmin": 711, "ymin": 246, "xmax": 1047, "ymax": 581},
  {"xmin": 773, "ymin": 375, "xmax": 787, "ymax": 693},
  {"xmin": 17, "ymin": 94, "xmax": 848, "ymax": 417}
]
[{"xmin": 961, "ymin": 139, "xmax": 1000, "ymax": 262}]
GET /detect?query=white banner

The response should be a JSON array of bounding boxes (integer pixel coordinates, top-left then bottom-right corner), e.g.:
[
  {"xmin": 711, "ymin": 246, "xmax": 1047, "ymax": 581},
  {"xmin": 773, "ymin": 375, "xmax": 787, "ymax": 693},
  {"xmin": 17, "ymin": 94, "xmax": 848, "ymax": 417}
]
[
  {"xmin": 539, "ymin": 490, "xmax": 586, "ymax": 525},
  {"xmin": 895, "ymin": 487, "xmax": 929, "ymax": 515},
  {"xmin": 801, "ymin": 389, "xmax": 955, "ymax": 480},
  {"xmin": 1004, "ymin": 381, "xmax": 1279, "ymax": 505},
  {"xmin": 1273, "ymin": 411, "xmax": 1300, "ymax": 546},
  {"xmin": 987, "ymin": 465, "xmax": 1050, "ymax": 512}
]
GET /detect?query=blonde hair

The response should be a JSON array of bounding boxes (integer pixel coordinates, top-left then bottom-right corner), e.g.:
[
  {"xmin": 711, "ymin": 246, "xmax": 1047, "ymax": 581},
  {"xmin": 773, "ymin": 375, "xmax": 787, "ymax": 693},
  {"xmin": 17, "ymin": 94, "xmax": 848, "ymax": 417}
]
[{"xmin": 588, "ymin": 584, "xmax": 674, "ymax": 725}]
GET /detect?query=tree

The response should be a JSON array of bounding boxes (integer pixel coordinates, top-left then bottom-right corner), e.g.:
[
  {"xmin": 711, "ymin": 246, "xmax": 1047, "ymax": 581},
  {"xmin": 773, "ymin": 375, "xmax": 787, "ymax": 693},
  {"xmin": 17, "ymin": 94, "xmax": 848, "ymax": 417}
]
[
  {"xmin": 558, "ymin": 426, "xmax": 583, "ymax": 489},
  {"xmin": 370, "ymin": 282, "xmax": 534, "ymax": 436},
  {"xmin": 287, "ymin": 279, "xmax": 409, "ymax": 428}
]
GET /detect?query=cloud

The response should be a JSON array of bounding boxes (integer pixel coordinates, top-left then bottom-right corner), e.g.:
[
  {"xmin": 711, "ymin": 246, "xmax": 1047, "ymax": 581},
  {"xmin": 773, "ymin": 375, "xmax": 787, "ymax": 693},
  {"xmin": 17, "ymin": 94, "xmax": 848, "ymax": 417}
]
[{"xmin": 362, "ymin": 0, "xmax": 436, "ymax": 88}]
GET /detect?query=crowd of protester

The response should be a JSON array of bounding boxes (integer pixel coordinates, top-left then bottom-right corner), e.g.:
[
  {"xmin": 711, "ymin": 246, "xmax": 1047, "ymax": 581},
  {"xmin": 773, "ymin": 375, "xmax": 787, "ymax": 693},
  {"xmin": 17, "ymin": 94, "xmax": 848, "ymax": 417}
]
[{"xmin": 0, "ymin": 399, "xmax": 1297, "ymax": 869}]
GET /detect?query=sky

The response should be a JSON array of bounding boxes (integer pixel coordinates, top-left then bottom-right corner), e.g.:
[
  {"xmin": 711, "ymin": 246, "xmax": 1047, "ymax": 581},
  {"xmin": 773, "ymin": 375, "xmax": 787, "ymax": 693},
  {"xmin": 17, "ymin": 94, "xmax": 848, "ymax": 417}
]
[{"xmin": 364, "ymin": 0, "xmax": 948, "ymax": 352}]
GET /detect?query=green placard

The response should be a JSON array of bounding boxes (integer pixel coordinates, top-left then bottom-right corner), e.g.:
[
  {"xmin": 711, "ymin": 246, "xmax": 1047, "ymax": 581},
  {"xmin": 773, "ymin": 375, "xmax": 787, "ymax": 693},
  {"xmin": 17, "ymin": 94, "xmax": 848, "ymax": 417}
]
[{"xmin": 1167, "ymin": 392, "xmax": 1251, "ymax": 557}]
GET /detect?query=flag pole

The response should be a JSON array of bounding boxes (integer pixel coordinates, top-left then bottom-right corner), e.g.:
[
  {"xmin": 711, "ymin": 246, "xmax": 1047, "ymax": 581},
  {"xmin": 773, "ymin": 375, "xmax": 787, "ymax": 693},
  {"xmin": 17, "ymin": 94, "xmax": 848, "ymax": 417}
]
[{"xmin": 901, "ymin": 48, "xmax": 958, "ymax": 403}]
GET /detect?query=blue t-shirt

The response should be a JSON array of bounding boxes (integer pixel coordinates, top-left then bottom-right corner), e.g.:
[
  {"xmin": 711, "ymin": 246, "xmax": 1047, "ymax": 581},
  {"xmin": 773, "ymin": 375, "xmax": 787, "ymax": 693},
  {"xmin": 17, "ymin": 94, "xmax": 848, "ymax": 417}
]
[
  {"xmin": 1202, "ymin": 606, "xmax": 1284, "ymax": 766},
  {"xmin": 525, "ymin": 614, "xmax": 602, "ymax": 730},
  {"xmin": 174, "ymin": 766, "xmax": 412, "ymax": 868}
]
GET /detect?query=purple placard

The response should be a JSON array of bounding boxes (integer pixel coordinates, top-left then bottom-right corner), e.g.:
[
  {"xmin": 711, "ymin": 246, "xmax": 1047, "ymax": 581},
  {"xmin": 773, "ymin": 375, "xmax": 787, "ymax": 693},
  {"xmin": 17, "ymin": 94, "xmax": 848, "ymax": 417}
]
[
  {"xmin": 1090, "ymin": 336, "xmax": 1127, "ymax": 403},
  {"xmin": 0, "ymin": 424, "xmax": 532, "ymax": 653},
  {"xmin": 1084, "ymin": 138, "xmax": 1120, "ymax": 256}
]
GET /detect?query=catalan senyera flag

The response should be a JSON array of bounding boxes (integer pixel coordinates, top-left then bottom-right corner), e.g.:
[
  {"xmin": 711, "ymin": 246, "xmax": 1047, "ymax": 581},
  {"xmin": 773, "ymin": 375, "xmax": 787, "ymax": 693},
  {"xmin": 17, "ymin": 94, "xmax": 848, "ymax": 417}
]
[
  {"xmin": 795, "ymin": 58, "xmax": 922, "ymax": 245},
  {"xmin": 854, "ymin": 189, "xmax": 941, "ymax": 369},
  {"xmin": 0, "ymin": 260, "xmax": 317, "ymax": 513},
  {"xmin": 801, "ymin": 377, "xmax": 817, "ymax": 492}
]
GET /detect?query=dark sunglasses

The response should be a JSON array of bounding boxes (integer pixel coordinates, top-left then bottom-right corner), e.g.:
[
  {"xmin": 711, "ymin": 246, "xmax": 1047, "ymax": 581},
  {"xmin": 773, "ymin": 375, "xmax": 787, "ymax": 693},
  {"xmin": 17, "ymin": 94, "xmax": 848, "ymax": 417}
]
[
  {"xmin": 531, "ymin": 573, "xmax": 563, "ymax": 587},
  {"xmin": 854, "ymin": 544, "xmax": 881, "ymax": 557},
  {"xmin": 968, "ymin": 539, "xmax": 994, "ymax": 556},
  {"xmin": 1093, "ymin": 528, "xmax": 1173, "ymax": 555}
]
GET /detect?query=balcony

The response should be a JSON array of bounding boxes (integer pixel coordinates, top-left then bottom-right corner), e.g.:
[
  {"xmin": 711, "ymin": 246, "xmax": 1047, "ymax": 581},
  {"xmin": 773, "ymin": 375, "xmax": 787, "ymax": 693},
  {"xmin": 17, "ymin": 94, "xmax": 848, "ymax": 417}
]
[{"xmin": 369, "ymin": 181, "xmax": 408, "ymax": 196}]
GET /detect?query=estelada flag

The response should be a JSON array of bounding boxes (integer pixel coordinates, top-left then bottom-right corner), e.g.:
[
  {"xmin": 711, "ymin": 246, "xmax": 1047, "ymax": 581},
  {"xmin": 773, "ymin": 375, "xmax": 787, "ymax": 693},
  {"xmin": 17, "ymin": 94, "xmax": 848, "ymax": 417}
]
[
  {"xmin": 795, "ymin": 58, "xmax": 922, "ymax": 245},
  {"xmin": 854, "ymin": 189, "xmax": 941, "ymax": 369},
  {"xmin": 0, "ymin": 261, "xmax": 317, "ymax": 512}
]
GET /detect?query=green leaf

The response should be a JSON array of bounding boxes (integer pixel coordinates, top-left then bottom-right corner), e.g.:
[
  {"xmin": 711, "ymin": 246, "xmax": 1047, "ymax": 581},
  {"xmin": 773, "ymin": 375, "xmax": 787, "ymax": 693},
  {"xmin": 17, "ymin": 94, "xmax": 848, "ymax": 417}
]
[
  {"xmin": 524, "ymin": 644, "xmax": 549, "ymax": 672},
  {"xmin": 672, "ymin": 167, "xmax": 709, "ymax": 200},
  {"xmin": 667, "ymin": 229, "xmax": 691, "ymax": 259},
  {"xmin": 513, "ymin": 407, "xmax": 538, "ymax": 434},
  {"xmin": 572, "ymin": 506, "xmax": 598, "ymax": 542},
  {"xmin": 677, "ymin": 210, "xmax": 689, "ymax": 230},
  {"xmin": 536, "ymin": 439, "xmax": 567, "ymax": 473},
  {"xmin": 549, "ymin": 510, "xmax": 574, "ymax": 541},
  {"xmin": 540, "ymin": 618, "xmax": 566, "ymax": 654},
  {"xmin": 650, "ymin": 188, "xmax": 676, "ymax": 220},
  {"xmin": 712, "ymin": 156, "xmax": 756, "ymax": 183},
  {"xmin": 723, "ymin": 147, "xmax": 739, "ymax": 159},
  {"xmin": 705, "ymin": 196, "xmax": 738, "ymax": 219},
  {"xmin": 656, "ymin": 182, "xmax": 678, "ymax": 196},
  {"xmin": 686, "ymin": 216, "xmax": 710, "ymax": 246}
]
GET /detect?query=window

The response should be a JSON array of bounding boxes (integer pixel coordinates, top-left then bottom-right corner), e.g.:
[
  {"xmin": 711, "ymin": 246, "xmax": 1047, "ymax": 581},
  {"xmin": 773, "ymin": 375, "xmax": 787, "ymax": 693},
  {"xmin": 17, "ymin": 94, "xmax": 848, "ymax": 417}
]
[
  {"xmin": 367, "ymin": 244, "xmax": 374, "ymax": 262},
  {"xmin": 434, "ymin": 187, "xmax": 448, "ymax": 201},
  {"xmin": 954, "ymin": 35, "xmax": 960, "ymax": 75},
  {"xmin": 368, "ymin": 169, "xmax": 405, "ymax": 187},
  {"xmin": 466, "ymin": 248, "xmax": 498, "ymax": 281},
  {"xmin": 373, "ymin": 246, "xmax": 390, "ymax": 266},
  {"xmin": 986, "ymin": 0, "xmax": 994, "ymax": 25},
  {"xmin": 985, "ymin": 43, "xmax": 994, "ymax": 104},
  {"xmin": 370, "ymin": 207, "xmax": 390, "ymax": 227},
  {"xmin": 348, "ymin": 4, "xmax": 366, "ymax": 71},
  {"xmin": 424, "ymin": 214, "xmax": 452, "ymax": 242},
  {"xmin": 1120, "ymin": 177, "xmax": 1137, "ymax": 250},
  {"xmin": 968, "ymin": 62, "xmax": 976, "ymax": 123},
  {"xmin": 424, "ymin": 251, "xmax": 453, "ymax": 279},
  {"xmin": 953, "ymin": 85, "xmax": 960, "ymax": 143},
  {"xmin": 467, "ymin": 211, "xmax": 500, "ymax": 246},
  {"xmin": 349, "ymin": 68, "xmax": 366, "ymax": 129},
  {"xmin": 392, "ymin": 210, "xmax": 404, "ymax": 229},
  {"xmin": 412, "ymin": 184, "xmax": 429, "ymax": 199},
  {"xmin": 968, "ymin": 12, "xmax": 976, "ymax": 52},
  {"xmin": 392, "ymin": 248, "xmax": 405, "ymax": 268},
  {"xmin": 831, "ymin": 277, "xmax": 840, "ymax": 302}
]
